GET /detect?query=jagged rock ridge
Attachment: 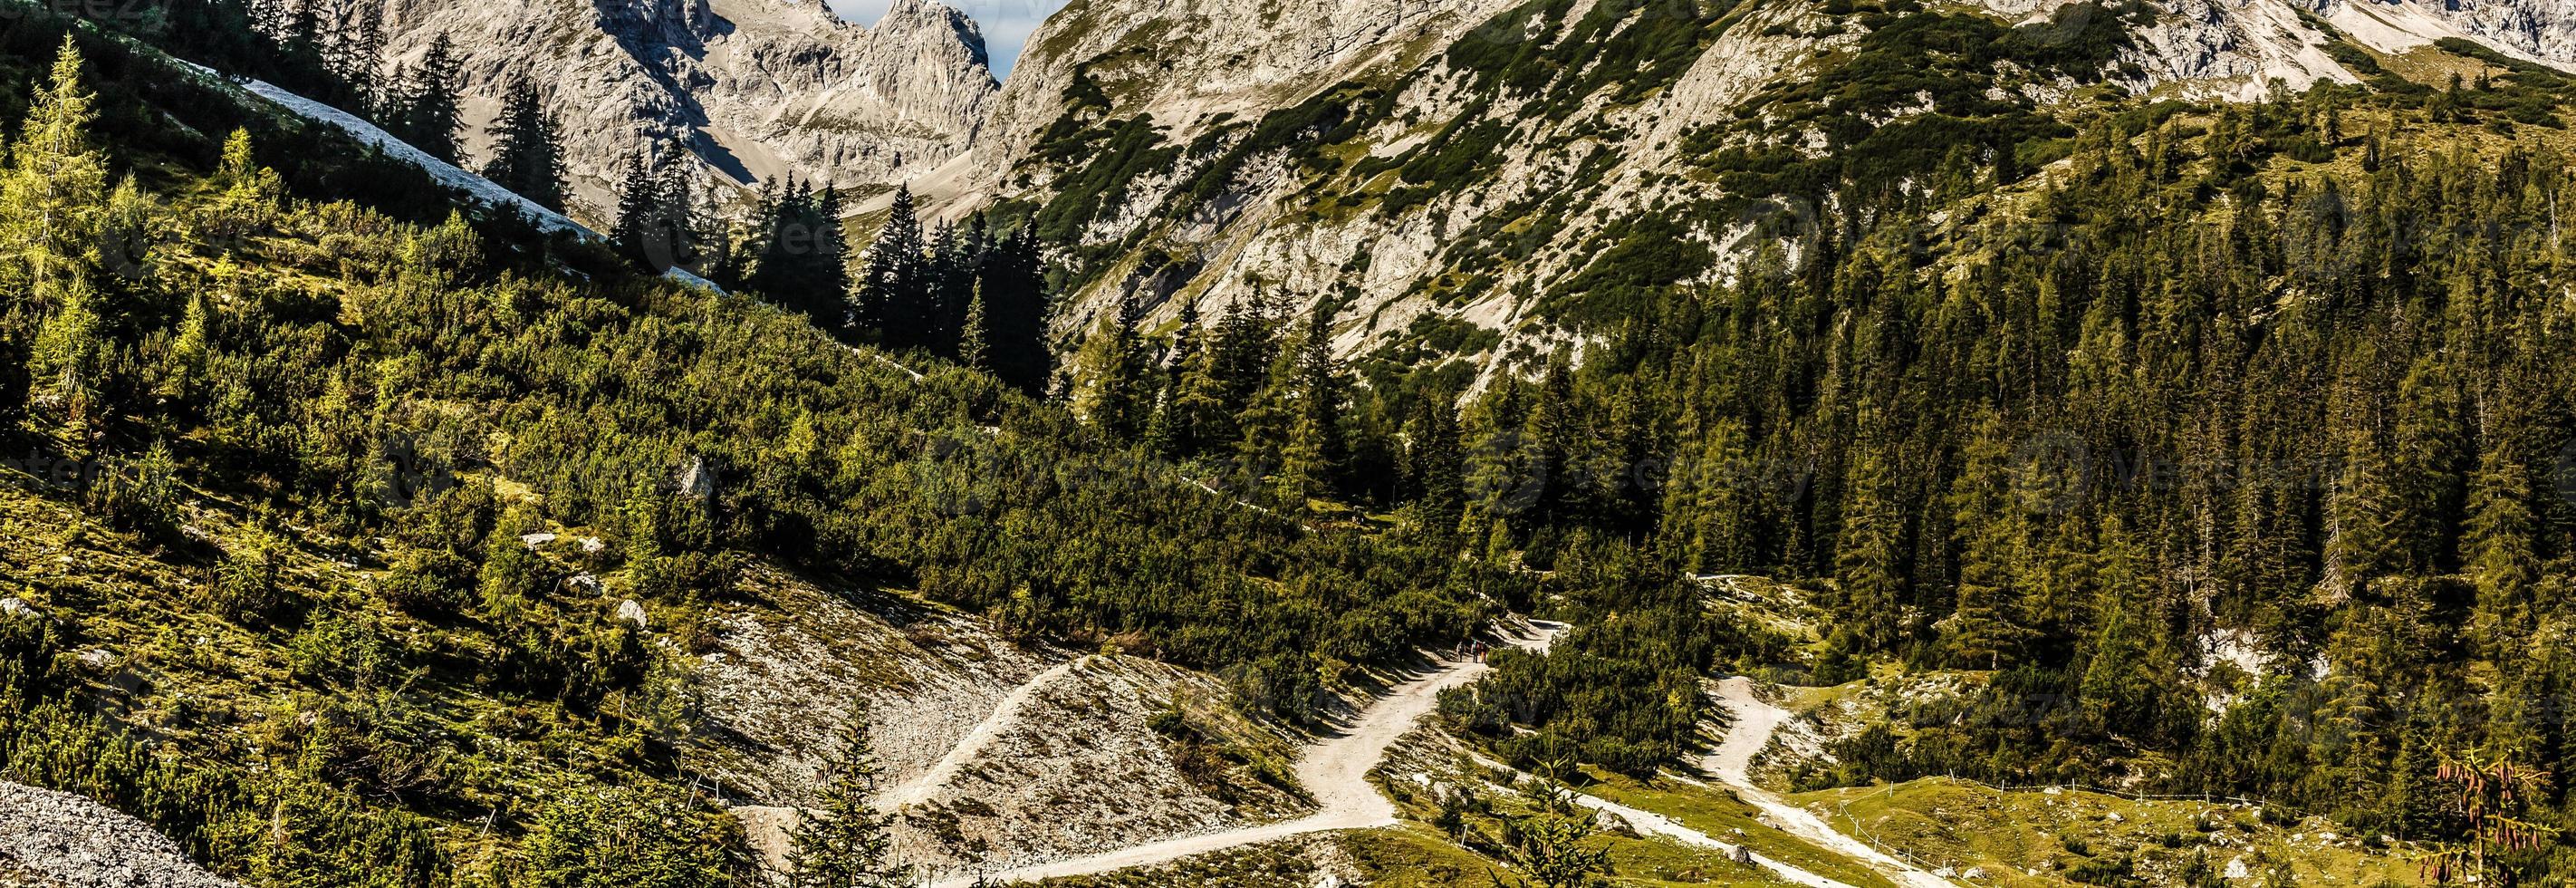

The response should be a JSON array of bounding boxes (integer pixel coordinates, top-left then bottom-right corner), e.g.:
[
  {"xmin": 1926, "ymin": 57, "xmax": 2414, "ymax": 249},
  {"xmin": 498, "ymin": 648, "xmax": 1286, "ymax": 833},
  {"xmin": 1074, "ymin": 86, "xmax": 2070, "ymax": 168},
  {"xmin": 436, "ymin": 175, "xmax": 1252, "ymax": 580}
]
[{"xmin": 374, "ymin": 0, "xmax": 998, "ymax": 217}]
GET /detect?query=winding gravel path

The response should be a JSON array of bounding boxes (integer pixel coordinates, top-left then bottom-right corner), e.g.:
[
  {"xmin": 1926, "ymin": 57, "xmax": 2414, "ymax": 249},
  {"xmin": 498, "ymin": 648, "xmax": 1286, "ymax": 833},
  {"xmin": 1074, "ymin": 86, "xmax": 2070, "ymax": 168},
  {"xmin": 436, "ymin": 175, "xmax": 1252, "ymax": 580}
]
[
  {"xmin": 1562, "ymin": 789, "xmax": 1848, "ymax": 888},
  {"xmin": 926, "ymin": 622, "xmax": 1562, "ymax": 887},
  {"xmin": 877, "ymin": 660, "xmax": 1085, "ymax": 811},
  {"xmin": 1703, "ymin": 677, "xmax": 1960, "ymax": 888}
]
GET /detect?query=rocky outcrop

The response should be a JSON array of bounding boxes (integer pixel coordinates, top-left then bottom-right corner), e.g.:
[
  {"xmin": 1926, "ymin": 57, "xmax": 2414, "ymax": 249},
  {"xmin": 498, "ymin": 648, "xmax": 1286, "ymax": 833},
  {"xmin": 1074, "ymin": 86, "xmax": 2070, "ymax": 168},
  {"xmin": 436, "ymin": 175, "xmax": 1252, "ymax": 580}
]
[
  {"xmin": 376, "ymin": 0, "xmax": 996, "ymax": 219},
  {"xmin": 2338, "ymin": 0, "xmax": 2576, "ymax": 63},
  {"xmin": 965, "ymin": 0, "xmax": 1523, "ymax": 197},
  {"xmin": 0, "ymin": 782, "xmax": 237, "ymax": 888}
]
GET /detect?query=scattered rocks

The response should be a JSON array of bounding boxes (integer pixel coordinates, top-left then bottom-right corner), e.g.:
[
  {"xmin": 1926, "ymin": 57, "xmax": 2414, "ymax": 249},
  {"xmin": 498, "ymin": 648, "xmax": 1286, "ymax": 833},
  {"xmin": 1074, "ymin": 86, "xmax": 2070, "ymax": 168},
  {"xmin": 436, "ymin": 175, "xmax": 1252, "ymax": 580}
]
[
  {"xmin": 2225, "ymin": 856, "xmax": 2251, "ymax": 880},
  {"xmin": 0, "ymin": 781, "xmax": 238, "ymax": 887},
  {"xmin": 677, "ymin": 457, "xmax": 717, "ymax": 500},
  {"xmin": 616, "ymin": 599, "xmax": 649, "ymax": 629},
  {"xmin": 0, "ymin": 599, "xmax": 33, "ymax": 620},
  {"xmin": 518, "ymin": 532, "xmax": 557, "ymax": 549}
]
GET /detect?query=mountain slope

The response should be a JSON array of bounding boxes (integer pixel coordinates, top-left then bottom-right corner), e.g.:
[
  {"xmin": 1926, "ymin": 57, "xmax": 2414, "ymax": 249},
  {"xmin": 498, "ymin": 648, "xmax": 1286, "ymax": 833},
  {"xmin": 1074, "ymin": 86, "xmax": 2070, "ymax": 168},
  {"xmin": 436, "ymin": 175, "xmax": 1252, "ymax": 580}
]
[
  {"xmin": 945, "ymin": 0, "xmax": 2576, "ymax": 379},
  {"xmin": 375, "ymin": 0, "xmax": 996, "ymax": 216},
  {"xmin": 0, "ymin": 8, "xmax": 1509, "ymax": 885}
]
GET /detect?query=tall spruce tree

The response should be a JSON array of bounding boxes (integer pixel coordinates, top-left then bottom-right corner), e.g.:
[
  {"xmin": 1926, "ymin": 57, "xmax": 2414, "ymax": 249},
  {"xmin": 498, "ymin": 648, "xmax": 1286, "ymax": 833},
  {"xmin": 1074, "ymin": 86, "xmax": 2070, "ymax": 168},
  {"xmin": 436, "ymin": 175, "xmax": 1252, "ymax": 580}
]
[
  {"xmin": 652, "ymin": 155, "xmax": 702, "ymax": 272},
  {"xmin": 483, "ymin": 78, "xmax": 567, "ymax": 211},
  {"xmin": 1072, "ymin": 301, "xmax": 1149, "ymax": 439},
  {"xmin": 811, "ymin": 185, "xmax": 853, "ymax": 330},
  {"xmin": 789, "ymin": 702, "xmax": 907, "ymax": 888},
  {"xmin": 977, "ymin": 227, "xmax": 1051, "ymax": 395},
  {"xmin": 1404, "ymin": 395, "xmax": 1467, "ymax": 534},
  {"xmin": 1832, "ymin": 440, "xmax": 1904, "ymax": 651},
  {"xmin": 610, "ymin": 152, "xmax": 660, "ymax": 269},
  {"xmin": 3, "ymin": 35, "xmax": 109, "ymax": 291},
  {"xmin": 956, "ymin": 283, "xmax": 991, "ymax": 372},
  {"xmin": 398, "ymin": 34, "xmax": 464, "ymax": 163},
  {"xmin": 742, "ymin": 179, "xmax": 800, "ymax": 307},
  {"xmin": 856, "ymin": 186, "xmax": 927, "ymax": 347},
  {"xmin": 917, "ymin": 222, "xmax": 961, "ymax": 355}
]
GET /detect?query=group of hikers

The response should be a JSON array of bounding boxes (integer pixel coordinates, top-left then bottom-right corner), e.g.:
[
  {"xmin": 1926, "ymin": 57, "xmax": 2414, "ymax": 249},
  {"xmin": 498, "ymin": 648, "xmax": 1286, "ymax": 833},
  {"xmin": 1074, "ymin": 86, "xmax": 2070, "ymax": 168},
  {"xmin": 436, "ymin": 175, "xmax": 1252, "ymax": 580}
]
[{"xmin": 1453, "ymin": 640, "xmax": 1493, "ymax": 663}]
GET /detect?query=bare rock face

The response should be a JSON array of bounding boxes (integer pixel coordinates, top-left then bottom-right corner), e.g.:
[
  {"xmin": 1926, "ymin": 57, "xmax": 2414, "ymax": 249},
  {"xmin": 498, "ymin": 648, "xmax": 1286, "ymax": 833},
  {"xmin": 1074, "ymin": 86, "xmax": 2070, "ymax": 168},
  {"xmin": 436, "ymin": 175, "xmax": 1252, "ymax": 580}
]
[
  {"xmin": 965, "ymin": 0, "xmax": 1524, "ymax": 196},
  {"xmin": 2327, "ymin": 0, "xmax": 2576, "ymax": 63},
  {"xmin": 378, "ymin": 0, "xmax": 996, "ymax": 218},
  {"xmin": 0, "ymin": 782, "xmax": 238, "ymax": 888}
]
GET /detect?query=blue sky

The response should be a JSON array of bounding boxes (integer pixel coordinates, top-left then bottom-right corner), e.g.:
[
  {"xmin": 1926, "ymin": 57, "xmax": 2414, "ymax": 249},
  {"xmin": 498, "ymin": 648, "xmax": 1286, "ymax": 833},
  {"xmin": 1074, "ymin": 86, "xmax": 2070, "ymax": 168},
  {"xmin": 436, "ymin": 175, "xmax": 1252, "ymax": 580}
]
[{"xmin": 830, "ymin": 0, "xmax": 1067, "ymax": 77}]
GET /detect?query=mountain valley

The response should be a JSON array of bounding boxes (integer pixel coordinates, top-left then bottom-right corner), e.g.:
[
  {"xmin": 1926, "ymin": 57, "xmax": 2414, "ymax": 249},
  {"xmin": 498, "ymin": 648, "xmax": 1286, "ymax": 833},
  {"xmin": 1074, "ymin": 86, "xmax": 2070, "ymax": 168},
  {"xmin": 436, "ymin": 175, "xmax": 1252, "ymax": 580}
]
[{"xmin": 0, "ymin": 0, "xmax": 2574, "ymax": 886}]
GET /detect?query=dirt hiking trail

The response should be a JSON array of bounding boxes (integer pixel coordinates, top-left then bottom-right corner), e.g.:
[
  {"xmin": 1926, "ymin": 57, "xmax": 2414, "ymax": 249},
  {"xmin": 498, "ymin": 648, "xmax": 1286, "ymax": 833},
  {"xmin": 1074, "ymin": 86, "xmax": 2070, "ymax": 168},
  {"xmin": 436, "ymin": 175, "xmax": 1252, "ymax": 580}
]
[
  {"xmin": 925, "ymin": 622, "xmax": 1562, "ymax": 887},
  {"xmin": 1702, "ymin": 677, "xmax": 1959, "ymax": 888}
]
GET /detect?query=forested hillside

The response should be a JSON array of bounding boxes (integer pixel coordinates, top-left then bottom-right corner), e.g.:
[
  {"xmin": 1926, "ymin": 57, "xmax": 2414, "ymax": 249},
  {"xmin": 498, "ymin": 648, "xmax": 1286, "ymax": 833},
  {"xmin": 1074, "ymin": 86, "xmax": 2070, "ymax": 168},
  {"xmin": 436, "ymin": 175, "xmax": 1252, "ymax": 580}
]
[
  {"xmin": 0, "ymin": 8, "xmax": 1551, "ymax": 884},
  {"xmin": 7, "ymin": 0, "xmax": 2576, "ymax": 884},
  {"xmin": 1042, "ymin": 10, "xmax": 2576, "ymax": 877}
]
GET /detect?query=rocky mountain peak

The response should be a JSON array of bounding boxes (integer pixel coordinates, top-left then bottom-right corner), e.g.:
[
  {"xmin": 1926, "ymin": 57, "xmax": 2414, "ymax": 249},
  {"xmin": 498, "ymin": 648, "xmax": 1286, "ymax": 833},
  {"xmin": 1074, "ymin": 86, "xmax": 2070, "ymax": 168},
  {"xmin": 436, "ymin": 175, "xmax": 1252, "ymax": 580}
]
[{"xmin": 377, "ymin": 0, "xmax": 997, "ymax": 221}]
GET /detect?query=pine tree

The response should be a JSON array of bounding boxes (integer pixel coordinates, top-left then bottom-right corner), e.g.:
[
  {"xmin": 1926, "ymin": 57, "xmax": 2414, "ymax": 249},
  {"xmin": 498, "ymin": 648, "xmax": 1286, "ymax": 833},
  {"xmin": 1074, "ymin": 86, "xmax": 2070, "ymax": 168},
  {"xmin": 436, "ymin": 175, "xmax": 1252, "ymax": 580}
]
[
  {"xmin": 977, "ymin": 227, "xmax": 1052, "ymax": 395},
  {"xmin": 651, "ymin": 155, "xmax": 701, "ymax": 272},
  {"xmin": 1209, "ymin": 290, "xmax": 1280, "ymax": 412},
  {"xmin": 3, "ymin": 36, "xmax": 109, "ymax": 290},
  {"xmin": 483, "ymin": 78, "xmax": 567, "ymax": 210},
  {"xmin": 1404, "ymin": 395, "xmax": 1466, "ymax": 534},
  {"xmin": 956, "ymin": 283, "xmax": 991, "ymax": 372},
  {"xmin": 918, "ymin": 222, "xmax": 960, "ymax": 355},
  {"xmin": 789, "ymin": 702, "xmax": 906, "ymax": 888},
  {"xmin": 399, "ymin": 34, "xmax": 465, "ymax": 163},
  {"xmin": 1516, "ymin": 358, "xmax": 1581, "ymax": 525},
  {"xmin": 736, "ymin": 179, "xmax": 851, "ymax": 332},
  {"xmin": 274, "ymin": 0, "xmax": 327, "ymax": 91},
  {"xmin": 2464, "ymin": 441, "xmax": 2537, "ymax": 661},
  {"xmin": 1462, "ymin": 378, "xmax": 1531, "ymax": 528},
  {"xmin": 1494, "ymin": 811, "xmax": 1612, "ymax": 888},
  {"xmin": 328, "ymin": 3, "xmax": 386, "ymax": 112},
  {"xmin": 942, "ymin": 216, "xmax": 991, "ymax": 353},
  {"xmin": 1072, "ymin": 303, "xmax": 1148, "ymax": 439},
  {"xmin": 27, "ymin": 277, "xmax": 105, "ymax": 447},
  {"xmin": 1662, "ymin": 415, "xmax": 1766, "ymax": 576},
  {"xmin": 1940, "ymin": 412, "xmax": 2033, "ymax": 669},
  {"xmin": 1293, "ymin": 300, "xmax": 1348, "ymax": 492},
  {"xmin": 856, "ymin": 187, "xmax": 927, "ymax": 347},
  {"xmin": 1276, "ymin": 402, "xmax": 1333, "ymax": 511},
  {"xmin": 1833, "ymin": 441, "xmax": 1904, "ymax": 651},
  {"xmin": 811, "ymin": 186, "xmax": 852, "ymax": 308},
  {"xmin": 1143, "ymin": 300, "xmax": 1202, "ymax": 458},
  {"xmin": 2324, "ymin": 426, "xmax": 2398, "ymax": 597},
  {"xmin": 609, "ymin": 152, "xmax": 661, "ymax": 269},
  {"xmin": 160, "ymin": 288, "xmax": 214, "ymax": 401},
  {"xmin": 1161, "ymin": 304, "xmax": 1232, "ymax": 461},
  {"xmin": 742, "ymin": 179, "xmax": 801, "ymax": 307}
]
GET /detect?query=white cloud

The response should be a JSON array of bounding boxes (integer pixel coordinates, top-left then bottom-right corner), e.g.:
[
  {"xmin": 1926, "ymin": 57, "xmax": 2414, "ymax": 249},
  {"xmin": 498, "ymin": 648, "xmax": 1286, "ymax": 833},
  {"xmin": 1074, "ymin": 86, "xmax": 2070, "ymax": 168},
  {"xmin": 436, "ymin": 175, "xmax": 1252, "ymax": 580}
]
[{"xmin": 830, "ymin": 0, "xmax": 1069, "ymax": 77}]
